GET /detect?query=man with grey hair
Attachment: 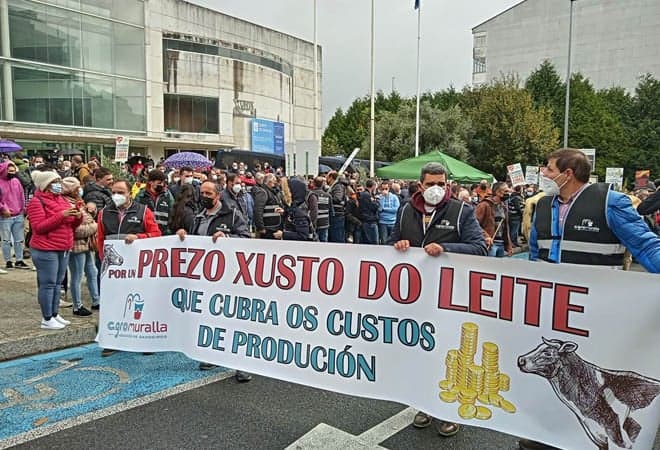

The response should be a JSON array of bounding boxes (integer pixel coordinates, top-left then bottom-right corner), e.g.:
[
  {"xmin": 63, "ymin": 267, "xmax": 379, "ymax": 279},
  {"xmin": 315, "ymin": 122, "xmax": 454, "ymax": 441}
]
[
  {"xmin": 252, "ymin": 173, "xmax": 284, "ymax": 239},
  {"xmin": 388, "ymin": 161, "xmax": 487, "ymax": 437}
]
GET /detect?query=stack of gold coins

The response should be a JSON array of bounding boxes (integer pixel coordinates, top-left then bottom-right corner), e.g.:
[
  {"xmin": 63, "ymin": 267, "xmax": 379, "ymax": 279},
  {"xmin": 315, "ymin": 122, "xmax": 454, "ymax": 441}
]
[
  {"xmin": 457, "ymin": 323, "xmax": 478, "ymax": 387},
  {"xmin": 445, "ymin": 350, "xmax": 458, "ymax": 386},
  {"xmin": 499, "ymin": 373, "xmax": 510, "ymax": 392},
  {"xmin": 482, "ymin": 342, "xmax": 500, "ymax": 395},
  {"xmin": 468, "ymin": 365, "xmax": 485, "ymax": 394},
  {"xmin": 458, "ymin": 388, "xmax": 477, "ymax": 405}
]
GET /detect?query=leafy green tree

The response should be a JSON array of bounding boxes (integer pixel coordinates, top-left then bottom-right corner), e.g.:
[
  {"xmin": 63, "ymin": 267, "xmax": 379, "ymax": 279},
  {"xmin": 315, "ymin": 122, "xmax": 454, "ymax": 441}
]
[
  {"xmin": 525, "ymin": 60, "xmax": 564, "ymax": 127},
  {"xmin": 361, "ymin": 101, "xmax": 472, "ymax": 163},
  {"xmin": 464, "ymin": 78, "xmax": 560, "ymax": 177},
  {"xmin": 630, "ymin": 75, "xmax": 660, "ymax": 180}
]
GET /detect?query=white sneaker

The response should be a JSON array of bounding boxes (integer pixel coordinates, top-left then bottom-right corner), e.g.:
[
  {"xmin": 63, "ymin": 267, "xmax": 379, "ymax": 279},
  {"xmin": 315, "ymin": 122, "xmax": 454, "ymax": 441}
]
[
  {"xmin": 53, "ymin": 315, "xmax": 71, "ymax": 325},
  {"xmin": 41, "ymin": 318, "xmax": 65, "ymax": 330},
  {"xmin": 59, "ymin": 300, "xmax": 73, "ymax": 308},
  {"xmin": 0, "ymin": 268, "xmax": 7, "ymax": 274}
]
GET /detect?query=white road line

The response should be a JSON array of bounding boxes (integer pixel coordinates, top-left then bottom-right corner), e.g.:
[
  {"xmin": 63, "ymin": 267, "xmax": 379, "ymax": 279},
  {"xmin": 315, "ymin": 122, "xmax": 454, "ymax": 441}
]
[
  {"xmin": 0, "ymin": 370, "xmax": 235, "ymax": 450},
  {"xmin": 285, "ymin": 407, "xmax": 417, "ymax": 450},
  {"xmin": 357, "ymin": 407, "xmax": 416, "ymax": 445}
]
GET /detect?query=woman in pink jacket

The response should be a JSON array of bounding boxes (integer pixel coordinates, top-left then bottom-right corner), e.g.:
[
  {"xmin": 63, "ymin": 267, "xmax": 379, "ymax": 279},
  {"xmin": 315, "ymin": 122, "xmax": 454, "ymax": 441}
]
[{"xmin": 27, "ymin": 170, "xmax": 82, "ymax": 330}]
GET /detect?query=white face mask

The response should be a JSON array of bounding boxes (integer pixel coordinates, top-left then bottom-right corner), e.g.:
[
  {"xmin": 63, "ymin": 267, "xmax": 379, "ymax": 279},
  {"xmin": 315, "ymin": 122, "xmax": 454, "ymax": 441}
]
[
  {"xmin": 78, "ymin": 188, "xmax": 84, "ymax": 197},
  {"xmin": 423, "ymin": 185, "xmax": 445, "ymax": 206},
  {"xmin": 232, "ymin": 184, "xmax": 242, "ymax": 194},
  {"xmin": 112, "ymin": 193, "xmax": 127, "ymax": 207},
  {"xmin": 183, "ymin": 177, "xmax": 194, "ymax": 185},
  {"xmin": 540, "ymin": 173, "xmax": 566, "ymax": 196}
]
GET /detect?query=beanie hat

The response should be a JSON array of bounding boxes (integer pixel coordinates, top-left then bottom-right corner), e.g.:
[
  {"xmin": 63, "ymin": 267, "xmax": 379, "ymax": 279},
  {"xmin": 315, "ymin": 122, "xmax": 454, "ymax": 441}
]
[
  {"xmin": 61, "ymin": 176, "xmax": 81, "ymax": 194},
  {"xmin": 31, "ymin": 170, "xmax": 61, "ymax": 191}
]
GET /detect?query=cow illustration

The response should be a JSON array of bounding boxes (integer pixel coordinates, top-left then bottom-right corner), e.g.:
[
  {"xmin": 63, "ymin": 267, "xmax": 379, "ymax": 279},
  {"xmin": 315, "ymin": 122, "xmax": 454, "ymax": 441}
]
[
  {"xmin": 518, "ymin": 338, "xmax": 660, "ymax": 450},
  {"xmin": 101, "ymin": 244, "xmax": 124, "ymax": 278}
]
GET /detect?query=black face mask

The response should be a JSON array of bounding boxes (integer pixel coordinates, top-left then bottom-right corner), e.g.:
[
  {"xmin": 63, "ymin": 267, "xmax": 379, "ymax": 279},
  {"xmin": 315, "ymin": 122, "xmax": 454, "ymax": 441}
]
[
  {"xmin": 154, "ymin": 184, "xmax": 164, "ymax": 193},
  {"xmin": 500, "ymin": 194, "xmax": 510, "ymax": 201},
  {"xmin": 200, "ymin": 196, "xmax": 215, "ymax": 210},
  {"xmin": 480, "ymin": 184, "xmax": 488, "ymax": 190},
  {"xmin": 7, "ymin": 173, "xmax": 16, "ymax": 179}
]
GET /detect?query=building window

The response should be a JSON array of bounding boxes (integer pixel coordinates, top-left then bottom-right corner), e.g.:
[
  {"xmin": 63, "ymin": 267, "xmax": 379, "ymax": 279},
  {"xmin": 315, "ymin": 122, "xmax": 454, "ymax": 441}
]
[
  {"xmin": 473, "ymin": 57, "xmax": 487, "ymax": 74},
  {"xmin": 11, "ymin": 64, "xmax": 145, "ymax": 131},
  {"xmin": 8, "ymin": 0, "xmax": 145, "ymax": 79},
  {"xmin": 474, "ymin": 35, "xmax": 487, "ymax": 48},
  {"xmin": 164, "ymin": 94, "xmax": 219, "ymax": 134}
]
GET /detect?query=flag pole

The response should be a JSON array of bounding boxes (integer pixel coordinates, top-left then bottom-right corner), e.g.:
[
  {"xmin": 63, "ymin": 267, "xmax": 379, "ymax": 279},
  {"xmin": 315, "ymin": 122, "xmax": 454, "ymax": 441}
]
[
  {"xmin": 414, "ymin": 0, "xmax": 422, "ymax": 157},
  {"xmin": 313, "ymin": 0, "xmax": 319, "ymax": 144},
  {"xmin": 369, "ymin": 0, "xmax": 375, "ymax": 178}
]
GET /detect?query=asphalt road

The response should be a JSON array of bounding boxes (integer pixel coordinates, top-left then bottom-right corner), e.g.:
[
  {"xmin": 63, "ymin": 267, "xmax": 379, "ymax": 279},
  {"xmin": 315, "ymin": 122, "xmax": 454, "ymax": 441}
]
[{"xmin": 8, "ymin": 363, "xmax": 660, "ymax": 450}]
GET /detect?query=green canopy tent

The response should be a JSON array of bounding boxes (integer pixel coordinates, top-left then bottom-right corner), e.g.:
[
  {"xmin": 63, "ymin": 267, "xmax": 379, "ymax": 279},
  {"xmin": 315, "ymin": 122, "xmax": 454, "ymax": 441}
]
[{"xmin": 375, "ymin": 150, "xmax": 493, "ymax": 184}]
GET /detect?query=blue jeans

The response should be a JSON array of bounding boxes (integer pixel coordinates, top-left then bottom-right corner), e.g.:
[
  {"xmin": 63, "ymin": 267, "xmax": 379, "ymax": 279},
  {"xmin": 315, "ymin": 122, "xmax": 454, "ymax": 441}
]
[
  {"xmin": 329, "ymin": 216, "xmax": 346, "ymax": 243},
  {"xmin": 0, "ymin": 214, "xmax": 25, "ymax": 263},
  {"xmin": 361, "ymin": 222, "xmax": 379, "ymax": 245},
  {"xmin": 509, "ymin": 217, "xmax": 521, "ymax": 246},
  {"xmin": 378, "ymin": 223, "xmax": 394, "ymax": 244},
  {"xmin": 31, "ymin": 249, "xmax": 69, "ymax": 320},
  {"xmin": 316, "ymin": 228, "xmax": 329, "ymax": 243},
  {"xmin": 488, "ymin": 243, "xmax": 506, "ymax": 258},
  {"xmin": 69, "ymin": 251, "xmax": 100, "ymax": 310}
]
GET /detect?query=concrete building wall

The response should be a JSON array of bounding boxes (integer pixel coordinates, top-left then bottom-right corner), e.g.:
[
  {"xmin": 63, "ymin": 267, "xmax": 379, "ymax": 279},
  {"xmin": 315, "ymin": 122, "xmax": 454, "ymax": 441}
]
[{"xmin": 472, "ymin": 0, "xmax": 660, "ymax": 91}]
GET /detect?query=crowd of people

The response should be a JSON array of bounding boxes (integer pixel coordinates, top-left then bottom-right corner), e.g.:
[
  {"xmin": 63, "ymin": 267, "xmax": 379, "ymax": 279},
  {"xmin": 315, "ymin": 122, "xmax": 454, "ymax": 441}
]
[{"xmin": 1, "ymin": 148, "xmax": 659, "ymax": 448}]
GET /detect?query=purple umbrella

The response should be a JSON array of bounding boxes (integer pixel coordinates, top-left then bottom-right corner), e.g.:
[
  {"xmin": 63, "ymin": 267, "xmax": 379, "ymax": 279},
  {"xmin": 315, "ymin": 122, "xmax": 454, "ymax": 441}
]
[
  {"xmin": 0, "ymin": 139, "xmax": 22, "ymax": 153},
  {"xmin": 163, "ymin": 151, "xmax": 212, "ymax": 170}
]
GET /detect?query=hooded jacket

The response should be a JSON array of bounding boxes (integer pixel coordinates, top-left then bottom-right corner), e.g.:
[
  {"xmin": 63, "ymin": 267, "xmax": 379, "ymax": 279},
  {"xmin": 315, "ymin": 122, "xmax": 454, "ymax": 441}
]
[
  {"xmin": 83, "ymin": 182, "xmax": 113, "ymax": 211},
  {"xmin": 27, "ymin": 190, "xmax": 82, "ymax": 251},
  {"xmin": 0, "ymin": 162, "xmax": 26, "ymax": 216},
  {"xmin": 283, "ymin": 178, "xmax": 313, "ymax": 241}
]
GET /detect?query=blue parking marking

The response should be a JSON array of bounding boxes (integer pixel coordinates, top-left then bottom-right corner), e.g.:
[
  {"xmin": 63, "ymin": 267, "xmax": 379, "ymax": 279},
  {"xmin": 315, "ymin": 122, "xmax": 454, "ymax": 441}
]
[
  {"xmin": 0, "ymin": 344, "xmax": 229, "ymax": 442},
  {"xmin": 513, "ymin": 251, "xmax": 529, "ymax": 260}
]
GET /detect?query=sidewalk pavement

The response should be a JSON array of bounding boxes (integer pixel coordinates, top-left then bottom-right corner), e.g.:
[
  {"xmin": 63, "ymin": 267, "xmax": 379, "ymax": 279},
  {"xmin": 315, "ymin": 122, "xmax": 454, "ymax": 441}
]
[
  {"xmin": 0, "ymin": 264, "xmax": 98, "ymax": 362},
  {"xmin": 0, "ymin": 245, "xmax": 531, "ymax": 362}
]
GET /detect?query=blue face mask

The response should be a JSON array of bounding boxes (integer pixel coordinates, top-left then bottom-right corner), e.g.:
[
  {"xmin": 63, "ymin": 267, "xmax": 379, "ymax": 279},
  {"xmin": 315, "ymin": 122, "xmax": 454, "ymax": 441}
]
[{"xmin": 51, "ymin": 183, "xmax": 63, "ymax": 194}]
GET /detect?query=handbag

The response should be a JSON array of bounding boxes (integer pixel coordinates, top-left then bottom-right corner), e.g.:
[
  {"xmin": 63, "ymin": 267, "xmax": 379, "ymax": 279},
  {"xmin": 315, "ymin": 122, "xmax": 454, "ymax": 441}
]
[{"xmin": 88, "ymin": 233, "xmax": 98, "ymax": 253}]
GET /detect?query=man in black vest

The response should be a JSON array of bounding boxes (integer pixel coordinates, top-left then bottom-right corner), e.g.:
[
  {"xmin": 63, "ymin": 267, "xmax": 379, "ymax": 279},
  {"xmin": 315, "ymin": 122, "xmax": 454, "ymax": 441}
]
[
  {"xmin": 327, "ymin": 171, "xmax": 348, "ymax": 243},
  {"xmin": 252, "ymin": 173, "xmax": 284, "ymax": 239},
  {"xmin": 176, "ymin": 180, "xmax": 252, "ymax": 381},
  {"xmin": 97, "ymin": 179, "xmax": 162, "ymax": 357},
  {"xmin": 311, "ymin": 176, "xmax": 331, "ymax": 242},
  {"xmin": 388, "ymin": 162, "xmax": 486, "ymax": 438},
  {"xmin": 522, "ymin": 149, "xmax": 660, "ymax": 450},
  {"xmin": 529, "ymin": 148, "xmax": 660, "ymax": 272},
  {"xmin": 134, "ymin": 170, "xmax": 174, "ymax": 235}
]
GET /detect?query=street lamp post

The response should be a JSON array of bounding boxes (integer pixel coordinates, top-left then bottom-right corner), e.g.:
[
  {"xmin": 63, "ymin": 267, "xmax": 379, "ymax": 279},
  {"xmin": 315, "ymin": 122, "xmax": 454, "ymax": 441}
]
[
  {"xmin": 563, "ymin": 0, "xmax": 576, "ymax": 148},
  {"xmin": 369, "ymin": 0, "xmax": 375, "ymax": 178}
]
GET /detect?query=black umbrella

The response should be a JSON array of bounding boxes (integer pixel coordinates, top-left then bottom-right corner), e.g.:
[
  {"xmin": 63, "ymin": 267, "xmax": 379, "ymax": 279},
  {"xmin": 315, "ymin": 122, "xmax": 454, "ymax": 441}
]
[{"xmin": 58, "ymin": 148, "xmax": 84, "ymax": 156}]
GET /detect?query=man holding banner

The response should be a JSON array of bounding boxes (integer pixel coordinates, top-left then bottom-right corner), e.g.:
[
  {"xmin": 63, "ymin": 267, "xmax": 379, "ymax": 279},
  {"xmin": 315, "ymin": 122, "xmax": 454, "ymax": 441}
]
[
  {"xmin": 176, "ymin": 180, "xmax": 252, "ymax": 381},
  {"xmin": 530, "ymin": 148, "xmax": 660, "ymax": 274},
  {"xmin": 388, "ymin": 162, "xmax": 487, "ymax": 437},
  {"xmin": 525, "ymin": 150, "xmax": 660, "ymax": 447}
]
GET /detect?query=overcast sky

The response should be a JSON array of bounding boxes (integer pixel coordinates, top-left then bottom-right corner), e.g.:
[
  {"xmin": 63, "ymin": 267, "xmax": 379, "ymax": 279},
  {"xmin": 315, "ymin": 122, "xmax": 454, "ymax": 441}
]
[{"xmin": 193, "ymin": 0, "xmax": 521, "ymax": 127}]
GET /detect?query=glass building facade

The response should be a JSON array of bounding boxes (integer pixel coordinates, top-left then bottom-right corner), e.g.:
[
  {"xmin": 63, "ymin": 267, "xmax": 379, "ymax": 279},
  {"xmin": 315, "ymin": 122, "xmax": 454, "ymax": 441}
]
[{"xmin": 0, "ymin": 0, "xmax": 146, "ymax": 131}]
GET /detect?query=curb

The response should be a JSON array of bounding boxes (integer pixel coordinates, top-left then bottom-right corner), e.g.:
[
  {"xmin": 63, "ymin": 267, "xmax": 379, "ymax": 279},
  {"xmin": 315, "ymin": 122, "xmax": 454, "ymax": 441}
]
[{"xmin": 0, "ymin": 323, "xmax": 98, "ymax": 362}]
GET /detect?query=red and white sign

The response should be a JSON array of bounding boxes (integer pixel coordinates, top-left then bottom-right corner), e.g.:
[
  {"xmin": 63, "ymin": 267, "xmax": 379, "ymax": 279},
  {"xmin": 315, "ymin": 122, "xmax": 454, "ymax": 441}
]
[{"xmin": 114, "ymin": 136, "xmax": 130, "ymax": 163}]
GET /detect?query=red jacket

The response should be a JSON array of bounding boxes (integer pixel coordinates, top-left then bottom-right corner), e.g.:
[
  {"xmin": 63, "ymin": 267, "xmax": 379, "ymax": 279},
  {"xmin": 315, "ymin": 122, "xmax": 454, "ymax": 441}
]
[
  {"xmin": 27, "ymin": 191, "xmax": 82, "ymax": 251},
  {"xmin": 96, "ymin": 201, "xmax": 161, "ymax": 260}
]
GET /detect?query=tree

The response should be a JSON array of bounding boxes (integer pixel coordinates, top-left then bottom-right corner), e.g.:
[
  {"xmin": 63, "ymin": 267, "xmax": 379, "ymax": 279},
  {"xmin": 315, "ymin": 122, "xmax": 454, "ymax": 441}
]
[
  {"xmin": 563, "ymin": 75, "xmax": 630, "ymax": 179},
  {"xmin": 630, "ymin": 75, "xmax": 660, "ymax": 180},
  {"xmin": 525, "ymin": 60, "xmax": 564, "ymax": 127},
  {"xmin": 465, "ymin": 77, "xmax": 560, "ymax": 177},
  {"xmin": 362, "ymin": 101, "xmax": 472, "ymax": 163}
]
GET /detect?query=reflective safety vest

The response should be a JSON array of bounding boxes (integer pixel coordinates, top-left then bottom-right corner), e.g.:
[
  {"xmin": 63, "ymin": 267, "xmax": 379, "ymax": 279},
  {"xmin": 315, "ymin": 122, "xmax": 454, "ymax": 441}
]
[
  {"xmin": 263, "ymin": 187, "xmax": 283, "ymax": 231},
  {"xmin": 535, "ymin": 183, "xmax": 625, "ymax": 268},
  {"xmin": 313, "ymin": 189, "xmax": 331, "ymax": 230}
]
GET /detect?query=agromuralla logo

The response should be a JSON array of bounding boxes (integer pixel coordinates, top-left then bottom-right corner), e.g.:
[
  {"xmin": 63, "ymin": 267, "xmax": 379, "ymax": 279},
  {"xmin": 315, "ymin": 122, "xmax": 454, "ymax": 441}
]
[{"xmin": 107, "ymin": 293, "xmax": 168, "ymax": 338}]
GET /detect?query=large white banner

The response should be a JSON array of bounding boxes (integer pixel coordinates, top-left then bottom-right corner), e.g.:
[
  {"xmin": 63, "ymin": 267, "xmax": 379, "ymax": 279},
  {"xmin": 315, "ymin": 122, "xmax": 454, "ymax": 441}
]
[{"xmin": 99, "ymin": 237, "xmax": 660, "ymax": 450}]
